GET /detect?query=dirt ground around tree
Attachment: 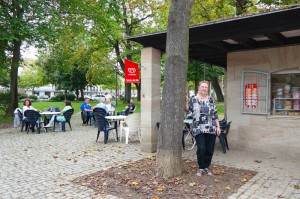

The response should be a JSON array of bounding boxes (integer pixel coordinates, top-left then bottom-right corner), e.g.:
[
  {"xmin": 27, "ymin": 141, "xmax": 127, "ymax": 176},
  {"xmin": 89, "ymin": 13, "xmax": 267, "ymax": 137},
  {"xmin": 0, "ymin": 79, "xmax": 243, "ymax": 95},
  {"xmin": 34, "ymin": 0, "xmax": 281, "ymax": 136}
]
[{"xmin": 74, "ymin": 156, "xmax": 257, "ymax": 199}]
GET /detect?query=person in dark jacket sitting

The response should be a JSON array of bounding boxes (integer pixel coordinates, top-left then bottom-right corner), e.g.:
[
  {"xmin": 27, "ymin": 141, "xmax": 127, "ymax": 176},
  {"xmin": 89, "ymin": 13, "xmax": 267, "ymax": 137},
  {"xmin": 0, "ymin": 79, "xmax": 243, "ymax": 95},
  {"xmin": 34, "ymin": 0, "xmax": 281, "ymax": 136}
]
[{"xmin": 117, "ymin": 99, "xmax": 136, "ymax": 115}]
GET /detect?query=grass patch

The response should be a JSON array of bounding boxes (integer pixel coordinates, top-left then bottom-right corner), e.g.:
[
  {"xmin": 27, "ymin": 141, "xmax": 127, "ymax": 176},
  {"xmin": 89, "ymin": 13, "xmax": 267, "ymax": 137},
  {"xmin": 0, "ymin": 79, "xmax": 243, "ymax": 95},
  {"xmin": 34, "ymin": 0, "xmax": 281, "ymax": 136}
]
[
  {"xmin": 0, "ymin": 109, "xmax": 13, "ymax": 124},
  {"xmin": 216, "ymin": 102, "xmax": 224, "ymax": 118}
]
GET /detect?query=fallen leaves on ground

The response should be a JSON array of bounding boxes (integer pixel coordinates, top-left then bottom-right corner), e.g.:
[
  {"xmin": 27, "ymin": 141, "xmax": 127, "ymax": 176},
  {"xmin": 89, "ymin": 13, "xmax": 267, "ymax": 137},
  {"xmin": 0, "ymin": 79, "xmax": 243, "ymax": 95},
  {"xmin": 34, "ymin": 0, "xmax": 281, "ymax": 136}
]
[{"xmin": 73, "ymin": 157, "xmax": 257, "ymax": 199}]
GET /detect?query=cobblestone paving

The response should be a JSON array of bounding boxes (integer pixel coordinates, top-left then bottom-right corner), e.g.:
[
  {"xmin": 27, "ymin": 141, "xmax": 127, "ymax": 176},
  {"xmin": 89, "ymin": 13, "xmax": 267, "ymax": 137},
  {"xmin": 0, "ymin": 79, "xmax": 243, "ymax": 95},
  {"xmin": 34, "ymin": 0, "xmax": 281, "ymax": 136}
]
[
  {"xmin": 0, "ymin": 113, "xmax": 149, "ymax": 199},
  {"xmin": 184, "ymin": 144, "xmax": 300, "ymax": 199},
  {"xmin": 1, "ymin": 113, "xmax": 300, "ymax": 199}
]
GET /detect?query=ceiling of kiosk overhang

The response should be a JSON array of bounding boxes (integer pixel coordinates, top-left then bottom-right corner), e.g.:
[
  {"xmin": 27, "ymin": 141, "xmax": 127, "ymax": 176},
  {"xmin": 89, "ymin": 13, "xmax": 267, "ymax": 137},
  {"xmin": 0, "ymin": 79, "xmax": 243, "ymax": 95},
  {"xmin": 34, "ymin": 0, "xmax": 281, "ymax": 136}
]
[{"xmin": 127, "ymin": 6, "xmax": 300, "ymax": 68}]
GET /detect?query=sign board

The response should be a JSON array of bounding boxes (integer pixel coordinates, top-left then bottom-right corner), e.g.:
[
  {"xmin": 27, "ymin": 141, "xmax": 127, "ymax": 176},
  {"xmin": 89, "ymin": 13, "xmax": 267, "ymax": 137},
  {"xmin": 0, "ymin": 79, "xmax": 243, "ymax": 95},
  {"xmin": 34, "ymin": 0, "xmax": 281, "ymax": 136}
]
[
  {"xmin": 124, "ymin": 59, "xmax": 140, "ymax": 84},
  {"xmin": 244, "ymin": 83, "xmax": 258, "ymax": 108}
]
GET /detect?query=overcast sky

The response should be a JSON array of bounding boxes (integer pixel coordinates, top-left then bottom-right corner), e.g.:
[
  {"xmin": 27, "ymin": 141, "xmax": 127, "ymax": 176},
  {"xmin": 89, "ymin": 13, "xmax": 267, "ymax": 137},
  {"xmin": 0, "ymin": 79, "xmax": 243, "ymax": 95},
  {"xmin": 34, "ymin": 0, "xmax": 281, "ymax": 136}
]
[{"xmin": 22, "ymin": 45, "xmax": 38, "ymax": 60}]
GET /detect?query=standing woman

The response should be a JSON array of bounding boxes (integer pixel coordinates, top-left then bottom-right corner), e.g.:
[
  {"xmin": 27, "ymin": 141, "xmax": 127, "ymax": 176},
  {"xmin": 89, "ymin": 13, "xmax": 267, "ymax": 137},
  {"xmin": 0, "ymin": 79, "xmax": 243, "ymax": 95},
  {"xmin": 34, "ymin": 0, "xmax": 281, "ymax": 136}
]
[{"xmin": 186, "ymin": 81, "xmax": 221, "ymax": 176}]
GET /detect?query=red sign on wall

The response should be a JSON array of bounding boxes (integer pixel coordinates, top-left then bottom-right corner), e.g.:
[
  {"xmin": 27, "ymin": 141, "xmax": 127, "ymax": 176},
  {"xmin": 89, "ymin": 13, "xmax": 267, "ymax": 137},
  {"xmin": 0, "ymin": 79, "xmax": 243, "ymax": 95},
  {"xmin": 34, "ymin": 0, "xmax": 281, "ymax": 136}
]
[
  {"xmin": 124, "ymin": 59, "xmax": 140, "ymax": 84},
  {"xmin": 244, "ymin": 83, "xmax": 258, "ymax": 108}
]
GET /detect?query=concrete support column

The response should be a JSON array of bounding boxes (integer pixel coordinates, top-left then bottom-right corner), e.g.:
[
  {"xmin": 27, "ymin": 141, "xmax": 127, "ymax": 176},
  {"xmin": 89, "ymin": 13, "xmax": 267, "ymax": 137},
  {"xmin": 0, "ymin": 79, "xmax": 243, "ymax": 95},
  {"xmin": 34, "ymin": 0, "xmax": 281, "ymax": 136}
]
[{"xmin": 140, "ymin": 47, "xmax": 161, "ymax": 153}]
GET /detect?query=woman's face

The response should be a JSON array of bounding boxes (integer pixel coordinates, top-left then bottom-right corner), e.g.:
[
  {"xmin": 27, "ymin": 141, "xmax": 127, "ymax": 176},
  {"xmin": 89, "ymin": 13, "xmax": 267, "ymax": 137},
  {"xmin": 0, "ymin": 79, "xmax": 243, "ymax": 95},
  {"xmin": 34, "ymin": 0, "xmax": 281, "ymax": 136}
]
[
  {"xmin": 25, "ymin": 101, "xmax": 30, "ymax": 106},
  {"xmin": 198, "ymin": 82, "xmax": 209, "ymax": 96}
]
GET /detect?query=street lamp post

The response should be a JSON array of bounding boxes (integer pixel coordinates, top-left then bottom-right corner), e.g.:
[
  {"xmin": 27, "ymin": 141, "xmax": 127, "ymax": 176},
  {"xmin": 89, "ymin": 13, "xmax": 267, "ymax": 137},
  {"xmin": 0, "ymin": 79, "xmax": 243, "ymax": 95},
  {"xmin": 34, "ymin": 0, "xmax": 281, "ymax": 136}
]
[{"xmin": 115, "ymin": 70, "xmax": 118, "ymax": 107}]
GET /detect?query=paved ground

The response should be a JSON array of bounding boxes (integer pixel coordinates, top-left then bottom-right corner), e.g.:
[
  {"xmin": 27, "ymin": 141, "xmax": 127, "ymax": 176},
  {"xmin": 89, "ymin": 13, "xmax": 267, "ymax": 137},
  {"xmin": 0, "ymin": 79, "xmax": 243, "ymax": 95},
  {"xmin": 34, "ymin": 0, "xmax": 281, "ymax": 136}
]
[{"xmin": 1, "ymin": 113, "xmax": 300, "ymax": 199}]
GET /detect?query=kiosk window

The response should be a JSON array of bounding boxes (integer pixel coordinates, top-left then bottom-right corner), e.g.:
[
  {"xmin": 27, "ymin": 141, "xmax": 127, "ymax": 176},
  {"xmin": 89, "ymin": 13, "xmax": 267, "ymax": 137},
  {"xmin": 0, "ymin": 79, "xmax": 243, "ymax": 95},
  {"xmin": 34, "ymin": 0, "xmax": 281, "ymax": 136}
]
[{"xmin": 241, "ymin": 70, "xmax": 269, "ymax": 115}]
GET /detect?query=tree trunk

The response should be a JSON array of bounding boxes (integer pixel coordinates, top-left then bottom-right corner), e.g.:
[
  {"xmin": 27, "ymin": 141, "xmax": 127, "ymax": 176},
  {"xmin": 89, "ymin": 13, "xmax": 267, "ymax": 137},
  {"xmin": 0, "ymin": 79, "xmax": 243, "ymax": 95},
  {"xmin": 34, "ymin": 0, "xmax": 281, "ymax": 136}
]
[
  {"xmin": 236, "ymin": 0, "xmax": 248, "ymax": 15},
  {"xmin": 194, "ymin": 79, "xmax": 199, "ymax": 95},
  {"xmin": 125, "ymin": 45, "xmax": 133, "ymax": 103},
  {"xmin": 157, "ymin": 0, "xmax": 195, "ymax": 178},
  {"xmin": 80, "ymin": 88, "xmax": 84, "ymax": 99},
  {"xmin": 135, "ymin": 83, "xmax": 141, "ymax": 101},
  {"xmin": 7, "ymin": 40, "xmax": 22, "ymax": 117},
  {"xmin": 124, "ymin": 83, "xmax": 131, "ymax": 102},
  {"xmin": 75, "ymin": 89, "xmax": 79, "ymax": 100},
  {"xmin": 64, "ymin": 89, "xmax": 67, "ymax": 100},
  {"xmin": 210, "ymin": 76, "xmax": 224, "ymax": 102}
]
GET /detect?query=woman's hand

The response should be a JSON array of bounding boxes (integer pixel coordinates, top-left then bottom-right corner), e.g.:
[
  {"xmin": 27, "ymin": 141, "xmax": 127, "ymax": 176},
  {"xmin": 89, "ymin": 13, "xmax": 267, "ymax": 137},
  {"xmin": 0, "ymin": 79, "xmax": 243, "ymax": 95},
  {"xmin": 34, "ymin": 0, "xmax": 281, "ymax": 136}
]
[
  {"xmin": 216, "ymin": 126, "xmax": 221, "ymax": 136},
  {"xmin": 185, "ymin": 94, "xmax": 189, "ymax": 112}
]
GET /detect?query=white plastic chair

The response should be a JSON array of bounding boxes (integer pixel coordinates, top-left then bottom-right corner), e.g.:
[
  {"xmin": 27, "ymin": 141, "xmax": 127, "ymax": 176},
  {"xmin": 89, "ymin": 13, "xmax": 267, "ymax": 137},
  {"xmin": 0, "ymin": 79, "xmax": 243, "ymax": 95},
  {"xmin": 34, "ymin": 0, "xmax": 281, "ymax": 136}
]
[{"xmin": 120, "ymin": 121, "xmax": 130, "ymax": 144}]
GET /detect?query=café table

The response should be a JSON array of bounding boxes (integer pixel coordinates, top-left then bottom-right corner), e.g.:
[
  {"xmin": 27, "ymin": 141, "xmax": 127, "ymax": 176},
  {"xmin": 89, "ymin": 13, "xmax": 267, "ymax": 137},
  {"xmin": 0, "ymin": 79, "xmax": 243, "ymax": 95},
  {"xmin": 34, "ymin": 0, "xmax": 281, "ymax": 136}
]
[
  {"xmin": 105, "ymin": 115, "xmax": 127, "ymax": 141},
  {"xmin": 183, "ymin": 119, "xmax": 195, "ymax": 150},
  {"xmin": 40, "ymin": 111, "xmax": 61, "ymax": 126}
]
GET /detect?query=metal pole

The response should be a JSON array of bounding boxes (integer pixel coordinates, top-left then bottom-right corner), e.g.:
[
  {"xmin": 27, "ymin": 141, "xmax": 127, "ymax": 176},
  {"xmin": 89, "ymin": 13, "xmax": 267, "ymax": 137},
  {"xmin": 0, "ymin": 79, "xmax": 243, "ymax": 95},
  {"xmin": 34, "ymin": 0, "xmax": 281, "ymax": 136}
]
[
  {"xmin": 204, "ymin": 62, "xmax": 206, "ymax": 80},
  {"xmin": 115, "ymin": 71, "xmax": 118, "ymax": 107}
]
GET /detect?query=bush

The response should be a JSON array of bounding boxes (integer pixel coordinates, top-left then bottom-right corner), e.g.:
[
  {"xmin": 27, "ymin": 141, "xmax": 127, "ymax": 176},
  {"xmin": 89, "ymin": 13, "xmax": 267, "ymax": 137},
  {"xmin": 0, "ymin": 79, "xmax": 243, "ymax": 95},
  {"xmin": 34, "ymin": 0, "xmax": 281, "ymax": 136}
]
[
  {"xmin": 50, "ymin": 94, "xmax": 65, "ymax": 102},
  {"xmin": 28, "ymin": 95, "xmax": 38, "ymax": 101},
  {"xmin": 50, "ymin": 93, "xmax": 76, "ymax": 102},
  {"xmin": 18, "ymin": 93, "xmax": 28, "ymax": 100},
  {"xmin": 78, "ymin": 97, "xmax": 85, "ymax": 101},
  {"xmin": 19, "ymin": 98, "xmax": 35, "ymax": 102},
  {"xmin": 0, "ymin": 91, "xmax": 10, "ymax": 113},
  {"xmin": 66, "ymin": 93, "xmax": 76, "ymax": 101}
]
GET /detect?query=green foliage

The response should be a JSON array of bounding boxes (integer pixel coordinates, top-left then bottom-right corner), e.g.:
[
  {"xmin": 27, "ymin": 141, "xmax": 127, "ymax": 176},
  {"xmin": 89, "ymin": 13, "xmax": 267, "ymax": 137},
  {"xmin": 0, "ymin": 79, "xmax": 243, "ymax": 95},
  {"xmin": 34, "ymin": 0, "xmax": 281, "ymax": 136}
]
[
  {"xmin": 66, "ymin": 94, "xmax": 76, "ymax": 101},
  {"xmin": 191, "ymin": 0, "xmax": 235, "ymax": 24},
  {"xmin": 19, "ymin": 59, "xmax": 48, "ymax": 89},
  {"xmin": 28, "ymin": 95, "xmax": 38, "ymax": 101},
  {"xmin": 49, "ymin": 93, "xmax": 76, "ymax": 102},
  {"xmin": 216, "ymin": 102, "xmax": 225, "ymax": 118},
  {"xmin": 0, "ymin": 92, "xmax": 10, "ymax": 113},
  {"xmin": 50, "ymin": 94, "xmax": 65, "ymax": 102},
  {"xmin": 187, "ymin": 60, "xmax": 225, "ymax": 92},
  {"xmin": 18, "ymin": 93, "xmax": 28, "ymax": 100},
  {"xmin": 1, "ymin": 0, "xmax": 66, "ymax": 114}
]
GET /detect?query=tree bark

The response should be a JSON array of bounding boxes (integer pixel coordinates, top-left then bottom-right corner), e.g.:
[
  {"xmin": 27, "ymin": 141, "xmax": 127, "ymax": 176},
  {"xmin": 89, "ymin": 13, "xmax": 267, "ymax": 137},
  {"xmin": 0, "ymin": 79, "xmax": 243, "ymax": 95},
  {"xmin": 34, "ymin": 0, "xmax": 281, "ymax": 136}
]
[
  {"xmin": 80, "ymin": 88, "xmax": 84, "ymax": 98},
  {"xmin": 135, "ymin": 83, "xmax": 141, "ymax": 101},
  {"xmin": 210, "ymin": 76, "xmax": 224, "ymax": 102},
  {"xmin": 7, "ymin": 40, "xmax": 22, "ymax": 116},
  {"xmin": 156, "ymin": 0, "xmax": 195, "ymax": 178}
]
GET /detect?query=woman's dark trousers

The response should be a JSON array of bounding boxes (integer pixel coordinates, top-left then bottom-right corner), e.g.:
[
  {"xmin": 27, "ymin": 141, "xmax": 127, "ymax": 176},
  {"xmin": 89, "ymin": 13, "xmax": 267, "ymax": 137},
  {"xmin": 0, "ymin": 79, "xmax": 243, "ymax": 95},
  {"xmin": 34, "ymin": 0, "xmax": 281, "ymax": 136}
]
[{"xmin": 195, "ymin": 133, "xmax": 216, "ymax": 169}]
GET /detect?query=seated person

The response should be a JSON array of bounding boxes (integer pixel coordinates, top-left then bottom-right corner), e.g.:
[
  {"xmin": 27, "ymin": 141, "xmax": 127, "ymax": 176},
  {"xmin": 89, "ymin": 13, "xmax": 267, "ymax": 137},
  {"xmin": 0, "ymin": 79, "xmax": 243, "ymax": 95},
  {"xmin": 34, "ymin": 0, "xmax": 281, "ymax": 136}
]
[
  {"xmin": 47, "ymin": 106, "xmax": 60, "ymax": 112},
  {"xmin": 80, "ymin": 98, "xmax": 94, "ymax": 125},
  {"xmin": 117, "ymin": 99, "xmax": 136, "ymax": 115},
  {"xmin": 44, "ymin": 107, "xmax": 61, "ymax": 125},
  {"xmin": 127, "ymin": 99, "xmax": 136, "ymax": 114},
  {"xmin": 105, "ymin": 98, "xmax": 115, "ymax": 115},
  {"xmin": 94, "ymin": 97, "xmax": 108, "ymax": 113},
  {"xmin": 44, "ymin": 100, "xmax": 73, "ymax": 128},
  {"xmin": 22, "ymin": 99, "xmax": 39, "ymax": 121}
]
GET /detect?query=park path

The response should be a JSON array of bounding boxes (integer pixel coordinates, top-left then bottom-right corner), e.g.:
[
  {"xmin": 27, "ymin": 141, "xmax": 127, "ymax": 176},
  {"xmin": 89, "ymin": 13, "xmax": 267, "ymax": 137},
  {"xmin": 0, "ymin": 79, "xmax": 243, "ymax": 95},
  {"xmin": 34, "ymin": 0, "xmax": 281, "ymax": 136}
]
[{"xmin": 1, "ymin": 112, "xmax": 300, "ymax": 198}]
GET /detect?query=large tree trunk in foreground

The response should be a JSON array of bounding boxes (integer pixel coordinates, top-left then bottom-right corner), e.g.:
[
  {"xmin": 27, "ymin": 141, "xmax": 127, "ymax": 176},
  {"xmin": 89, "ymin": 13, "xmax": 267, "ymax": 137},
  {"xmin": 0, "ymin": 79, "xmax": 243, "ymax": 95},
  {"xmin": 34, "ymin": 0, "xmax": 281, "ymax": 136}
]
[{"xmin": 156, "ymin": 0, "xmax": 195, "ymax": 178}]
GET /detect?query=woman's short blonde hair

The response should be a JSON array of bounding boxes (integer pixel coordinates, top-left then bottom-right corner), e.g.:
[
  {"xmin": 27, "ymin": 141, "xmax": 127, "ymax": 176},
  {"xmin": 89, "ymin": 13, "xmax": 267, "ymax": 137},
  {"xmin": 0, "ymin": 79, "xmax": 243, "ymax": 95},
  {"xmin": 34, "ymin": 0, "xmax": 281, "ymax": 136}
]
[{"xmin": 199, "ymin": 80, "xmax": 209, "ymax": 86}]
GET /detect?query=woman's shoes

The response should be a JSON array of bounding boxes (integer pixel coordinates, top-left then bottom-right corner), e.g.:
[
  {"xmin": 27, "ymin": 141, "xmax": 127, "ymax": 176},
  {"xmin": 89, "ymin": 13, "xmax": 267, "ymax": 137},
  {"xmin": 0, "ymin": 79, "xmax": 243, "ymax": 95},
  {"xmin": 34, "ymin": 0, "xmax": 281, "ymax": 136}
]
[
  {"xmin": 204, "ymin": 169, "xmax": 212, "ymax": 176},
  {"xmin": 196, "ymin": 169, "xmax": 212, "ymax": 176}
]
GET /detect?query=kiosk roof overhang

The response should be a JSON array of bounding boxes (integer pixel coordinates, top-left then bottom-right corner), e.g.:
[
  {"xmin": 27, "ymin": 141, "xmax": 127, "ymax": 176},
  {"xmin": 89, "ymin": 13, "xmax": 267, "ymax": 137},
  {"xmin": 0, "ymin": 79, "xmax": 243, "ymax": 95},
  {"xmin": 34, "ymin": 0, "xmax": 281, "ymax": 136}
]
[{"xmin": 127, "ymin": 6, "xmax": 300, "ymax": 68}]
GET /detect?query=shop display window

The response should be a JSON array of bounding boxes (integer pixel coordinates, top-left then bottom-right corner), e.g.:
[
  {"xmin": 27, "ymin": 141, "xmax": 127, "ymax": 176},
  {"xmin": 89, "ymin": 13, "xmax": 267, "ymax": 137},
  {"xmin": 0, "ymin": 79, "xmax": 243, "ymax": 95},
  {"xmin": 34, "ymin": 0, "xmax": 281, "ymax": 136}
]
[
  {"xmin": 271, "ymin": 70, "xmax": 300, "ymax": 117},
  {"xmin": 241, "ymin": 69, "xmax": 300, "ymax": 117}
]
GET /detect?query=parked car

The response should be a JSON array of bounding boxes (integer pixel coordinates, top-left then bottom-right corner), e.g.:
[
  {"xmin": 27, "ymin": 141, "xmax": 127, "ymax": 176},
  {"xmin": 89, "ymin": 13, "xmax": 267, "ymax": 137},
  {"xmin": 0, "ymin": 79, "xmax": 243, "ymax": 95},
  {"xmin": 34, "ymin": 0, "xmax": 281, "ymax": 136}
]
[
  {"xmin": 93, "ymin": 94, "xmax": 105, "ymax": 101},
  {"xmin": 84, "ymin": 95, "xmax": 93, "ymax": 100},
  {"xmin": 39, "ymin": 95, "xmax": 49, "ymax": 100}
]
